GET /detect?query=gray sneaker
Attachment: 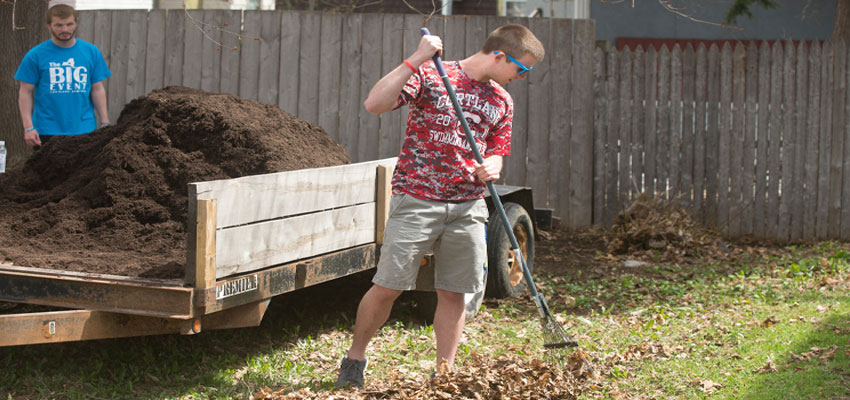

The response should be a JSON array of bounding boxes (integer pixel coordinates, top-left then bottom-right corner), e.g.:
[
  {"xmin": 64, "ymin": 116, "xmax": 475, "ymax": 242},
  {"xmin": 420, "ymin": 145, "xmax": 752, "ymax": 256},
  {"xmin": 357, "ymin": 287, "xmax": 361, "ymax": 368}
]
[{"xmin": 335, "ymin": 356, "xmax": 367, "ymax": 388}]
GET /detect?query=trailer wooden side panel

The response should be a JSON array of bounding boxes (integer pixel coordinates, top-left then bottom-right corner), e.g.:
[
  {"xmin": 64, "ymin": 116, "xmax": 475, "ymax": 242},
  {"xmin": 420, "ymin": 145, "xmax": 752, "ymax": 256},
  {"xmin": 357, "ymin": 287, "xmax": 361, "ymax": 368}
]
[{"xmin": 188, "ymin": 157, "xmax": 397, "ymax": 282}]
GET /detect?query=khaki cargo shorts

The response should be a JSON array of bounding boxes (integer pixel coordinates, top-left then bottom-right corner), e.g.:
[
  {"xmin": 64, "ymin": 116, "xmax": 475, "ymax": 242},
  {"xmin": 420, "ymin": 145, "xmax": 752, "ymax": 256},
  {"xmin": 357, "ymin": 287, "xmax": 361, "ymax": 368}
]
[{"xmin": 372, "ymin": 193, "xmax": 488, "ymax": 294}]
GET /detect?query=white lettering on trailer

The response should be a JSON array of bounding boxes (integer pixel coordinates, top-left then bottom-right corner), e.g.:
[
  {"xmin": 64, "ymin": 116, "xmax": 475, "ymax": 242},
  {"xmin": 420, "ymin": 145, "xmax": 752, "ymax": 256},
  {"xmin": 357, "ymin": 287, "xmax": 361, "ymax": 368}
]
[{"xmin": 216, "ymin": 275, "xmax": 259, "ymax": 300}]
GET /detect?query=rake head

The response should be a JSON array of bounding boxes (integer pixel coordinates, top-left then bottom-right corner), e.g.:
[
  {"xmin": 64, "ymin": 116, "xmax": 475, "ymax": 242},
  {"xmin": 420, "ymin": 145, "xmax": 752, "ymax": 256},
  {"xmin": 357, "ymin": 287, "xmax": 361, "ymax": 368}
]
[
  {"xmin": 540, "ymin": 313, "xmax": 578, "ymax": 349},
  {"xmin": 536, "ymin": 303, "xmax": 595, "ymax": 377}
]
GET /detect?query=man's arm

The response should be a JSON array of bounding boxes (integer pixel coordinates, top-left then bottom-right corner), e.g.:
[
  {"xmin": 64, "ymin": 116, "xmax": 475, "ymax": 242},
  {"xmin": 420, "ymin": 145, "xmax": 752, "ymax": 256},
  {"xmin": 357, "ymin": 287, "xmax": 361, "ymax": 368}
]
[
  {"xmin": 363, "ymin": 35, "xmax": 442, "ymax": 115},
  {"xmin": 91, "ymin": 81, "xmax": 109, "ymax": 126},
  {"xmin": 18, "ymin": 82, "xmax": 40, "ymax": 147}
]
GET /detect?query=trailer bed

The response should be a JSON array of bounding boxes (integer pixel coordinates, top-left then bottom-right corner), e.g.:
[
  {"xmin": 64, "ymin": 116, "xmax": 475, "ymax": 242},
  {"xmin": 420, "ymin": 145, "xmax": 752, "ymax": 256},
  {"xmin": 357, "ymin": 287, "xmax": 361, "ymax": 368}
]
[{"xmin": 0, "ymin": 158, "xmax": 397, "ymax": 346}]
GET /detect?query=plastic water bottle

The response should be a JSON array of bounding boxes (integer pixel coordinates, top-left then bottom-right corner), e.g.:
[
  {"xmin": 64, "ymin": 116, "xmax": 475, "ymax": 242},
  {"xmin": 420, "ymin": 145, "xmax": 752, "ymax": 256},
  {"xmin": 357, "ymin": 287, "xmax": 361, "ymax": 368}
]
[{"xmin": 0, "ymin": 141, "xmax": 6, "ymax": 173}]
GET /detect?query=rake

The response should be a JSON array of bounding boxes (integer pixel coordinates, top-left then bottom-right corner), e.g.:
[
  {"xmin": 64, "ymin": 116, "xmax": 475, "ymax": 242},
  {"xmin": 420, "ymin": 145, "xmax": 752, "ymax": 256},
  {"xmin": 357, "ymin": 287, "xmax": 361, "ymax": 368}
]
[{"xmin": 418, "ymin": 27, "xmax": 582, "ymax": 356}]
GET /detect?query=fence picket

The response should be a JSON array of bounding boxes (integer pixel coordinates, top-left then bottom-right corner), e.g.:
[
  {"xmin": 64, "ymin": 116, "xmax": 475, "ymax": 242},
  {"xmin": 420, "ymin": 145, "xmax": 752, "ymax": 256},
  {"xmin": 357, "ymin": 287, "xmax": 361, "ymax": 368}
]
[
  {"xmin": 527, "ymin": 18, "xmax": 552, "ymax": 208},
  {"xmin": 570, "ymin": 20, "xmax": 595, "ymax": 227},
  {"xmin": 830, "ymin": 40, "xmax": 846, "ymax": 238},
  {"xmin": 694, "ymin": 44, "xmax": 707, "ymax": 220},
  {"xmin": 318, "ymin": 13, "xmax": 343, "ymax": 143},
  {"xmin": 729, "ymin": 44, "xmax": 745, "ymax": 236},
  {"xmin": 164, "ymin": 10, "xmax": 184, "ymax": 87},
  {"xmin": 741, "ymin": 42, "xmax": 758, "ymax": 235},
  {"xmin": 619, "ymin": 48, "xmax": 633, "ymax": 207},
  {"xmin": 681, "ymin": 44, "xmax": 695, "ymax": 212},
  {"xmin": 550, "ymin": 18, "xmax": 573, "ymax": 224},
  {"xmin": 358, "ymin": 13, "xmax": 383, "ymax": 162},
  {"xmin": 705, "ymin": 44, "xmax": 720, "ymax": 226},
  {"xmin": 125, "ymin": 11, "xmax": 148, "ymax": 103},
  {"xmin": 218, "ymin": 11, "xmax": 241, "ymax": 96},
  {"xmin": 767, "ymin": 45, "xmax": 784, "ymax": 238},
  {"xmin": 804, "ymin": 43, "xmax": 821, "ymax": 239},
  {"xmin": 338, "ymin": 13, "xmax": 362, "ymax": 159},
  {"xmin": 199, "ymin": 11, "xmax": 223, "ymax": 94},
  {"xmin": 605, "ymin": 47, "xmax": 619, "ymax": 224},
  {"xmin": 718, "ymin": 43, "xmax": 733, "ymax": 229},
  {"xmin": 670, "ymin": 45, "xmax": 682, "ymax": 204},
  {"xmin": 841, "ymin": 41, "xmax": 850, "ymax": 240},
  {"xmin": 377, "ymin": 14, "xmax": 404, "ymax": 158},
  {"xmin": 779, "ymin": 41, "xmax": 809, "ymax": 240},
  {"xmin": 593, "ymin": 48, "xmax": 606, "ymax": 225},
  {"xmin": 258, "ymin": 11, "xmax": 281, "ymax": 106},
  {"xmin": 182, "ymin": 10, "xmax": 203, "ymax": 89},
  {"xmin": 818, "ymin": 41, "xmax": 834, "ymax": 239},
  {"xmin": 754, "ymin": 42, "xmax": 770, "ymax": 238},
  {"xmin": 645, "ymin": 46, "xmax": 658, "ymax": 196},
  {"xmin": 631, "ymin": 46, "xmax": 646, "ymax": 197},
  {"xmin": 278, "ymin": 12, "xmax": 300, "ymax": 115},
  {"xmin": 144, "ymin": 10, "xmax": 166, "ymax": 96},
  {"xmin": 238, "ymin": 11, "xmax": 261, "ymax": 101},
  {"xmin": 767, "ymin": 41, "xmax": 788, "ymax": 239},
  {"xmin": 298, "ymin": 13, "xmax": 322, "ymax": 125},
  {"xmin": 107, "ymin": 11, "xmax": 129, "ymax": 121},
  {"xmin": 657, "ymin": 47, "xmax": 670, "ymax": 199}
]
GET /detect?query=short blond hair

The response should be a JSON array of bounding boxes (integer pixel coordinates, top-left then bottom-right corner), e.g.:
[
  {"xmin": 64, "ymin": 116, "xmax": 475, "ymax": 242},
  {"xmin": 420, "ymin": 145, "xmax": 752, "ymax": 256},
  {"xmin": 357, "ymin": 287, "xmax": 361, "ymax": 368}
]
[
  {"xmin": 46, "ymin": 4, "xmax": 77, "ymax": 25},
  {"xmin": 481, "ymin": 24, "xmax": 545, "ymax": 62}
]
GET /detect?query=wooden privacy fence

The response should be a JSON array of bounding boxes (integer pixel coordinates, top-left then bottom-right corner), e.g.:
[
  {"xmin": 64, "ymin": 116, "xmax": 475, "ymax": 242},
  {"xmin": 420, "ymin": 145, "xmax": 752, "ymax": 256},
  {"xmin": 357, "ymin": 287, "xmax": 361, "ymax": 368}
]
[
  {"xmin": 74, "ymin": 10, "xmax": 595, "ymax": 228},
  {"xmin": 594, "ymin": 40, "xmax": 850, "ymax": 241}
]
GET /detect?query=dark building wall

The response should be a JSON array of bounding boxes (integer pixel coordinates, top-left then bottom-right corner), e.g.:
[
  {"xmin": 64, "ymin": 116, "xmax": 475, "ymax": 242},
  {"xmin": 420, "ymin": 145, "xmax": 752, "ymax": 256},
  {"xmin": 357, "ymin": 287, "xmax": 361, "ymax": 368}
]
[
  {"xmin": 592, "ymin": 0, "xmax": 834, "ymax": 43},
  {"xmin": 276, "ymin": 0, "xmax": 496, "ymax": 15}
]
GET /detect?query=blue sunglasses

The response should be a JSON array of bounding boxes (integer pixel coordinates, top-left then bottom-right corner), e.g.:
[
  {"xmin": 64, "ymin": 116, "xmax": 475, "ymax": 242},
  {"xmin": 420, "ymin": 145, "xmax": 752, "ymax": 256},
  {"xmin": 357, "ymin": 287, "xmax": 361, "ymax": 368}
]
[{"xmin": 494, "ymin": 51, "xmax": 532, "ymax": 76}]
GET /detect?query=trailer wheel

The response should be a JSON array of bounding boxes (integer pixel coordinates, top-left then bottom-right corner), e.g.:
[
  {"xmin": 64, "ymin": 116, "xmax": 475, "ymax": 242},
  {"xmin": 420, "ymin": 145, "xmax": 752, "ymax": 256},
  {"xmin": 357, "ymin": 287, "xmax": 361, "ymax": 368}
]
[{"xmin": 486, "ymin": 202, "xmax": 534, "ymax": 299}]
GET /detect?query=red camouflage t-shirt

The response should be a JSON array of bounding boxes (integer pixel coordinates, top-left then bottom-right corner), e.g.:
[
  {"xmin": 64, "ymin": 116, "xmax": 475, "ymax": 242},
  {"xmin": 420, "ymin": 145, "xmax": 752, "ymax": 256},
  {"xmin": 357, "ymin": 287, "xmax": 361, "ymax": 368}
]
[{"xmin": 393, "ymin": 60, "xmax": 513, "ymax": 202}]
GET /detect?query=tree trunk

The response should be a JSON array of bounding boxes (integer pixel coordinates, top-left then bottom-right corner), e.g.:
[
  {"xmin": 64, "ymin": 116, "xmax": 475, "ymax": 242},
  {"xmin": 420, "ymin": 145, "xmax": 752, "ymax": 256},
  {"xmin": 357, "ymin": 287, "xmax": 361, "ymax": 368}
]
[
  {"xmin": 835, "ymin": 0, "xmax": 850, "ymax": 44},
  {"xmin": 0, "ymin": 1, "xmax": 48, "ymax": 169}
]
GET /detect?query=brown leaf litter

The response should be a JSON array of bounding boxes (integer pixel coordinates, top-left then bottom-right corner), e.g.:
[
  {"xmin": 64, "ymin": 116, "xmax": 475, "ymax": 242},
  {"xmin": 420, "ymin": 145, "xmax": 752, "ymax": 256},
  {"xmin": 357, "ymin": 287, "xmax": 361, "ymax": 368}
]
[
  {"xmin": 605, "ymin": 193, "xmax": 718, "ymax": 258},
  {"xmin": 253, "ymin": 351, "xmax": 593, "ymax": 399}
]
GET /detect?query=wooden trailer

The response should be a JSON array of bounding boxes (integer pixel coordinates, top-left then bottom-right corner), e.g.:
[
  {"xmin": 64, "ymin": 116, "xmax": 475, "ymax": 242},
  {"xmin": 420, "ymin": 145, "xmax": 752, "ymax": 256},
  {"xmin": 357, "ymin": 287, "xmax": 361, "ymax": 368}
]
[{"xmin": 0, "ymin": 157, "xmax": 542, "ymax": 346}]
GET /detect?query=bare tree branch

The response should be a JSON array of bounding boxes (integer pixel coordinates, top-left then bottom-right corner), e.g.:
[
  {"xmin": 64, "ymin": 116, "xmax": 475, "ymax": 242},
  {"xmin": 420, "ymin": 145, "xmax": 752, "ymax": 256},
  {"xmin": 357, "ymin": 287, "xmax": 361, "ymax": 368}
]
[
  {"xmin": 659, "ymin": 0, "xmax": 744, "ymax": 31},
  {"xmin": 182, "ymin": 4, "xmax": 254, "ymax": 51},
  {"xmin": 598, "ymin": 0, "xmax": 745, "ymax": 31},
  {"xmin": 400, "ymin": 0, "xmax": 442, "ymax": 24}
]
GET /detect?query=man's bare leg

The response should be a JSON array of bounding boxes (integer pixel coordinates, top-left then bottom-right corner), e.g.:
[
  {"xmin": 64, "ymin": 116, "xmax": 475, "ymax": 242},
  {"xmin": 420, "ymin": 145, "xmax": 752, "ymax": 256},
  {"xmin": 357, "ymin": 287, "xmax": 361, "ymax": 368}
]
[
  {"xmin": 346, "ymin": 284, "xmax": 402, "ymax": 360},
  {"xmin": 433, "ymin": 288, "xmax": 466, "ymax": 366}
]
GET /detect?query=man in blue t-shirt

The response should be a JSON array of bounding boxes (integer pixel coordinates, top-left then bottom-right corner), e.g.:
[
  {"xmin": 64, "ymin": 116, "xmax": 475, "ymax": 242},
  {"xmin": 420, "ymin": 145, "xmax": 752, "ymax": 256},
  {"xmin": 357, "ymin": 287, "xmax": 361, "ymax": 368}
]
[{"xmin": 15, "ymin": 4, "xmax": 112, "ymax": 148}]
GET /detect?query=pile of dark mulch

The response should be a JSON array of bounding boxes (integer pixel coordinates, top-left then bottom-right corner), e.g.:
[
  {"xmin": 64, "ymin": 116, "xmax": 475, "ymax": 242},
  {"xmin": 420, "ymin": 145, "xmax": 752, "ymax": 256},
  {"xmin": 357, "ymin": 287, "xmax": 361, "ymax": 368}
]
[
  {"xmin": 254, "ymin": 351, "xmax": 591, "ymax": 399},
  {"xmin": 0, "ymin": 86, "xmax": 350, "ymax": 279},
  {"xmin": 605, "ymin": 193, "xmax": 718, "ymax": 258}
]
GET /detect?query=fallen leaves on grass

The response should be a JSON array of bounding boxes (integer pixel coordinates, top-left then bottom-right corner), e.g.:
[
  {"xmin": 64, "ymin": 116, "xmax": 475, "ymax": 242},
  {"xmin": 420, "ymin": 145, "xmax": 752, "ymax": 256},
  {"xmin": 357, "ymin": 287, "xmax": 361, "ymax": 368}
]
[
  {"xmin": 789, "ymin": 345, "xmax": 839, "ymax": 362},
  {"xmin": 693, "ymin": 378, "xmax": 722, "ymax": 394},
  {"xmin": 828, "ymin": 324, "xmax": 850, "ymax": 334},
  {"xmin": 746, "ymin": 316, "xmax": 779, "ymax": 328},
  {"xmin": 753, "ymin": 359, "xmax": 777, "ymax": 374},
  {"xmin": 253, "ymin": 351, "xmax": 591, "ymax": 399}
]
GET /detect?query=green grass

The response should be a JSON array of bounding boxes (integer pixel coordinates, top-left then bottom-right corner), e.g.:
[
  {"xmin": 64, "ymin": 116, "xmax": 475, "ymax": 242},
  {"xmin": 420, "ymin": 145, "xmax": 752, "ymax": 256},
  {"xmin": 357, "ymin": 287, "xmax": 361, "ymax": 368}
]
[{"xmin": 2, "ymin": 242, "xmax": 850, "ymax": 399}]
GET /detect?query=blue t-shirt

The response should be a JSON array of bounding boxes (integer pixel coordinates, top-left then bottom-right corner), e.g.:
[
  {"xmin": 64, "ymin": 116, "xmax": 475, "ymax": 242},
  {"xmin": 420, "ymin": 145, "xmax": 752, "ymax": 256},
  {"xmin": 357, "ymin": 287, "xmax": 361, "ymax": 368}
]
[{"xmin": 14, "ymin": 39, "xmax": 111, "ymax": 136}]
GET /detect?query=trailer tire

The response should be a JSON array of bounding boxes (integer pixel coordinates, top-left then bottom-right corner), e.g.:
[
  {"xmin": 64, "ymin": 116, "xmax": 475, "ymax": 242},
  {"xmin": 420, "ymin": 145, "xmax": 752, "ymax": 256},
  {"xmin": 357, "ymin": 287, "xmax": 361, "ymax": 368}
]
[{"xmin": 486, "ymin": 202, "xmax": 534, "ymax": 299}]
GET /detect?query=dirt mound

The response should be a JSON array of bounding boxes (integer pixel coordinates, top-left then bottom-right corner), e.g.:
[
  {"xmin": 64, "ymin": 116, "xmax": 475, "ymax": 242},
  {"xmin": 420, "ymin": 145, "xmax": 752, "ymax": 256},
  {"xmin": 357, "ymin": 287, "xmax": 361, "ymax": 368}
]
[{"xmin": 0, "ymin": 86, "xmax": 350, "ymax": 279}]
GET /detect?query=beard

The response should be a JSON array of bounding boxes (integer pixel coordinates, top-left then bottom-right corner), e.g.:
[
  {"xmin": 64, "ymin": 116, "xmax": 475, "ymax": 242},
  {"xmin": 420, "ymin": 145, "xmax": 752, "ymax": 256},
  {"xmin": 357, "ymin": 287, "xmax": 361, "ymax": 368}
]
[{"xmin": 51, "ymin": 29, "xmax": 76, "ymax": 42}]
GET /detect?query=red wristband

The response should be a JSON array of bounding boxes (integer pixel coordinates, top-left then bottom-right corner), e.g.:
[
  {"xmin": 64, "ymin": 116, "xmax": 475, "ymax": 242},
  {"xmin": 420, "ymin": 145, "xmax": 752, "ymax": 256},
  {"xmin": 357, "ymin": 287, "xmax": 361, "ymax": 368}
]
[{"xmin": 403, "ymin": 60, "xmax": 417, "ymax": 74}]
